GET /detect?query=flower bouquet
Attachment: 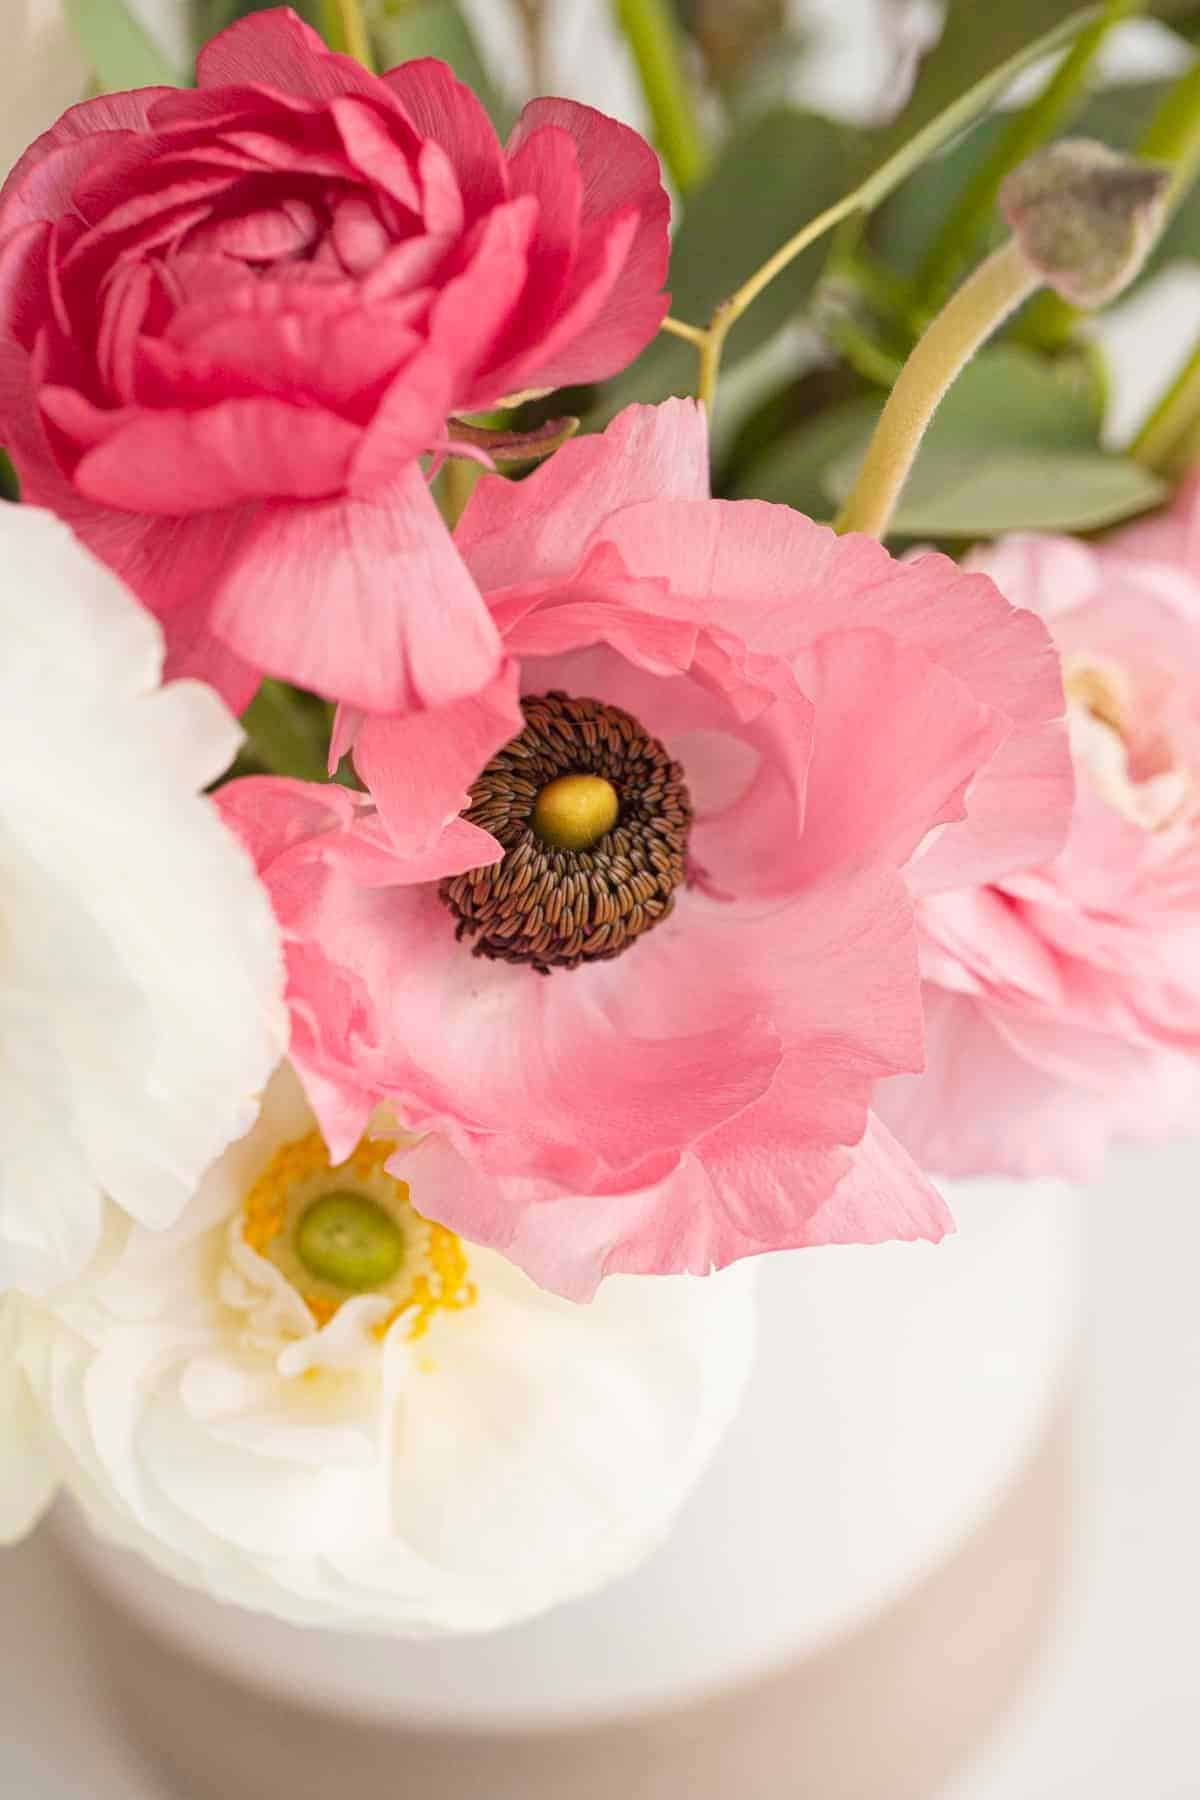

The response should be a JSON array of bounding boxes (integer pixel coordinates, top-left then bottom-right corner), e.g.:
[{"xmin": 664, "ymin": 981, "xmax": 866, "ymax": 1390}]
[{"xmin": 3, "ymin": 0, "xmax": 1200, "ymax": 1793}]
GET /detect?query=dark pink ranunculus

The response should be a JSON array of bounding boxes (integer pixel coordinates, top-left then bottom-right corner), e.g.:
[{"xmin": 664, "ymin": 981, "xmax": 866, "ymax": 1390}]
[
  {"xmin": 0, "ymin": 8, "xmax": 668, "ymax": 714},
  {"xmin": 219, "ymin": 401, "xmax": 1073, "ymax": 1298}
]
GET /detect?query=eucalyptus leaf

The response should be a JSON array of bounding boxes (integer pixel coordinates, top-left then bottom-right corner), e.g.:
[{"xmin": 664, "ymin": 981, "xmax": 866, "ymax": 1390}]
[
  {"xmin": 65, "ymin": 0, "xmax": 184, "ymax": 88},
  {"xmin": 733, "ymin": 345, "xmax": 1162, "ymax": 536},
  {"xmin": 832, "ymin": 449, "xmax": 1166, "ymax": 535}
]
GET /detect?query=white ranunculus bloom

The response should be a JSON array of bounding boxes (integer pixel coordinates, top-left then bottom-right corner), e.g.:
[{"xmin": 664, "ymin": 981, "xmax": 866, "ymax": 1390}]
[
  {"xmin": 0, "ymin": 506, "xmax": 286, "ymax": 1294},
  {"xmin": 3, "ymin": 1066, "xmax": 755, "ymax": 1632}
]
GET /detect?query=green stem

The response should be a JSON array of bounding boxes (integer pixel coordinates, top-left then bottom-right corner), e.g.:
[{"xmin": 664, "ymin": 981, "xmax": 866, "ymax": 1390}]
[
  {"xmin": 917, "ymin": 0, "xmax": 1141, "ymax": 311},
  {"xmin": 1131, "ymin": 338, "xmax": 1200, "ymax": 473},
  {"xmin": 240, "ymin": 680, "xmax": 333, "ymax": 783},
  {"xmin": 319, "ymin": 0, "xmax": 374, "ymax": 70},
  {"xmin": 834, "ymin": 238, "xmax": 1041, "ymax": 539},
  {"xmin": 1021, "ymin": 50, "xmax": 1200, "ymax": 348},
  {"xmin": 614, "ymin": 0, "xmax": 708, "ymax": 193}
]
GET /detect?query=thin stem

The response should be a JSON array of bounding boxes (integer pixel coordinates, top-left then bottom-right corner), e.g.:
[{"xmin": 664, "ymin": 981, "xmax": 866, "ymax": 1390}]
[
  {"xmin": 659, "ymin": 314, "xmax": 709, "ymax": 348},
  {"xmin": 1131, "ymin": 338, "xmax": 1200, "ymax": 473},
  {"xmin": 834, "ymin": 238, "xmax": 1041, "ymax": 539},
  {"xmin": 697, "ymin": 195, "xmax": 867, "ymax": 411},
  {"xmin": 441, "ymin": 455, "xmax": 482, "ymax": 528},
  {"xmin": 516, "ymin": 0, "xmax": 552, "ymax": 94},
  {"xmin": 320, "ymin": 0, "xmax": 375, "ymax": 70},
  {"xmin": 614, "ymin": 0, "xmax": 709, "ymax": 193},
  {"xmin": 917, "ymin": 0, "xmax": 1140, "ymax": 310}
]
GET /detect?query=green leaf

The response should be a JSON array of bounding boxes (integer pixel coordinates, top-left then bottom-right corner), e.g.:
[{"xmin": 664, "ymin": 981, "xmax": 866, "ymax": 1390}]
[
  {"xmin": 736, "ymin": 344, "xmax": 1164, "ymax": 534},
  {"xmin": 64, "ymin": 0, "xmax": 184, "ymax": 88},
  {"xmin": 846, "ymin": 449, "xmax": 1166, "ymax": 535}
]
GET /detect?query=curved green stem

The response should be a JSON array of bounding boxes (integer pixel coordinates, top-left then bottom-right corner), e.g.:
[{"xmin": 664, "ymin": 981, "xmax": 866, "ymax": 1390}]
[
  {"xmin": 320, "ymin": 0, "xmax": 374, "ymax": 70},
  {"xmin": 834, "ymin": 239, "xmax": 1040, "ymax": 539},
  {"xmin": 614, "ymin": 0, "xmax": 708, "ymax": 193}
]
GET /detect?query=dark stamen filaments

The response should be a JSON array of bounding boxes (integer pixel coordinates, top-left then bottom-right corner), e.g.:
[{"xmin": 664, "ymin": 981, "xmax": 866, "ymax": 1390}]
[{"xmin": 439, "ymin": 692, "xmax": 692, "ymax": 973}]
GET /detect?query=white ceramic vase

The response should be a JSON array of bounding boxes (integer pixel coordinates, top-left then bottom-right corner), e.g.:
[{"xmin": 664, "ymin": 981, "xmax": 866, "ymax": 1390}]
[{"xmin": 57, "ymin": 1174, "xmax": 1082, "ymax": 1800}]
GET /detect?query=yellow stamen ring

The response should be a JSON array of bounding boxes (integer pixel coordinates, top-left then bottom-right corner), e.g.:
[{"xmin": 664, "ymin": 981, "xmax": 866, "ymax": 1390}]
[{"xmin": 241, "ymin": 1130, "xmax": 476, "ymax": 1341}]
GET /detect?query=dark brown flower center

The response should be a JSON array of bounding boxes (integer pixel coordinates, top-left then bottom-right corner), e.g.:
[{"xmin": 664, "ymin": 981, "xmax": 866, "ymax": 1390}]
[{"xmin": 439, "ymin": 693, "xmax": 692, "ymax": 973}]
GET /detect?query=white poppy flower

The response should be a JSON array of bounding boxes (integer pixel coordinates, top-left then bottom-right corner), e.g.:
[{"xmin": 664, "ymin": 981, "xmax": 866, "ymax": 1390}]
[
  {"xmin": 0, "ymin": 506, "xmax": 286, "ymax": 1293},
  {"xmin": 3, "ymin": 1067, "xmax": 755, "ymax": 1632}
]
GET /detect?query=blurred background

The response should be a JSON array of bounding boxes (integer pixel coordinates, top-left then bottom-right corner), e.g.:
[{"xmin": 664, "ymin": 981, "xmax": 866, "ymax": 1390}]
[{"xmin": 4, "ymin": 1, "xmax": 1200, "ymax": 1794}]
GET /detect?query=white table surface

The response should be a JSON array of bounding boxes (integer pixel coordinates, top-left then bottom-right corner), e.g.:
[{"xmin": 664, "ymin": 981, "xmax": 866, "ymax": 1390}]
[{"xmin": 2, "ymin": 1136, "xmax": 1199, "ymax": 1799}]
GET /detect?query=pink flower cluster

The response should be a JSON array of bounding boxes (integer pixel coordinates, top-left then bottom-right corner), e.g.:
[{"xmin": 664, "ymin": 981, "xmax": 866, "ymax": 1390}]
[
  {"xmin": 217, "ymin": 399, "xmax": 1070, "ymax": 1295},
  {"xmin": 879, "ymin": 481, "xmax": 1200, "ymax": 1180},
  {"xmin": 0, "ymin": 8, "xmax": 666, "ymax": 714},
  {"xmin": 5, "ymin": 7, "xmax": 1198, "ymax": 1297}
]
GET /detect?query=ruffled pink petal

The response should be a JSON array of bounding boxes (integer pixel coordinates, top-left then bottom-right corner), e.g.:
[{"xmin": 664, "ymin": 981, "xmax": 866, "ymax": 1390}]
[
  {"xmin": 207, "ymin": 465, "xmax": 501, "ymax": 713},
  {"xmin": 72, "ymin": 399, "xmax": 361, "ymax": 513},
  {"xmin": 461, "ymin": 1105, "xmax": 949, "ymax": 1299},
  {"xmin": 352, "ymin": 661, "xmax": 524, "ymax": 857},
  {"xmin": 595, "ymin": 500, "xmax": 1072, "ymax": 893},
  {"xmin": 503, "ymin": 96, "xmax": 669, "ymax": 391},
  {"xmin": 475, "ymin": 208, "xmax": 643, "ymax": 405},
  {"xmin": 457, "ymin": 399, "xmax": 709, "ymax": 592},
  {"xmin": 328, "ymin": 96, "xmax": 422, "ymax": 213},
  {"xmin": 196, "ymin": 9, "xmax": 380, "ymax": 101},
  {"xmin": 791, "ymin": 626, "xmax": 1009, "ymax": 883},
  {"xmin": 349, "ymin": 198, "xmax": 536, "ymax": 491},
  {"xmin": 0, "ymin": 91, "xmax": 171, "ymax": 231},
  {"xmin": 383, "ymin": 59, "xmax": 508, "ymax": 217},
  {"xmin": 873, "ymin": 985, "xmax": 1167, "ymax": 1181}
]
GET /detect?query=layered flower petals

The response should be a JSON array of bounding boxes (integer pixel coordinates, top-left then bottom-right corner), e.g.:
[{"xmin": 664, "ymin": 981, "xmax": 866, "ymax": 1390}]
[
  {"xmin": 886, "ymin": 499, "xmax": 1200, "ymax": 1179},
  {"xmin": 215, "ymin": 401, "xmax": 1068, "ymax": 1291},
  {"xmin": 0, "ymin": 7, "xmax": 669, "ymax": 713},
  {"xmin": 2, "ymin": 1069, "xmax": 755, "ymax": 1629}
]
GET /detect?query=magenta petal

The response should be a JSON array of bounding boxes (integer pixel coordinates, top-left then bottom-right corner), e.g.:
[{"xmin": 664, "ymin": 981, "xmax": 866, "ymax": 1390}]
[
  {"xmin": 329, "ymin": 96, "xmax": 422, "ymax": 212},
  {"xmin": 353, "ymin": 661, "xmax": 525, "ymax": 858},
  {"xmin": 383, "ymin": 58, "xmax": 508, "ymax": 217},
  {"xmin": 196, "ymin": 10, "xmax": 381, "ymax": 100},
  {"xmin": 208, "ymin": 467, "xmax": 502, "ymax": 712},
  {"xmin": 73, "ymin": 400, "xmax": 361, "ymax": 513},
  {"xmin": 349, "ymin": 199, "xmax": 535, "ymax": 490}
]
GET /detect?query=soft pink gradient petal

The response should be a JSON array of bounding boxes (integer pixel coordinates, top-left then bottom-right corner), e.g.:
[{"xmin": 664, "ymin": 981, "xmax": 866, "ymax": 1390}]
[
  {"xmin": 594, "ymin": 500, "xmax": 1072, "ymax": 893},
  {"xmin": 207, "ymin": 465, "xmax": 501, "ymax": 712},
  {"xmin": 196, "ymin": 8, "xmax": 379, "ymax": 100},
  {"xmin": 352, "ymin": 661, "xmax": 524, "ymax": 857},
  {"xmin": 456, "ymin": 399, "xmax": 710, "ymax": 591},
  {"xmin": 791, "ymin": 627, "xmax": 1009, "ymax": 883}
]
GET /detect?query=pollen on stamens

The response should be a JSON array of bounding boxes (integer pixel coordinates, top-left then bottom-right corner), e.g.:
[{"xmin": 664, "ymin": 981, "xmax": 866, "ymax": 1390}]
[{"xmin": 240, "ymin": 1129, "xmax": 476, "ymax": 1343}]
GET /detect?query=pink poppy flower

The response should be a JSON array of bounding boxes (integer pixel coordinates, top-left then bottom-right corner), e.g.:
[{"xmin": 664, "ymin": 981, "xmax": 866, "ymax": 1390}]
[
  {"xmin": 877, "ymin": 484, "xmax": 1200, "ymax": 1180},
  {"xmin": 0, "ymin": 7, "xmax": 668, "ymax": 714},
  {"xmin": 219, "ymin": 401, "xmax": 1071, "ymax": 1296}
]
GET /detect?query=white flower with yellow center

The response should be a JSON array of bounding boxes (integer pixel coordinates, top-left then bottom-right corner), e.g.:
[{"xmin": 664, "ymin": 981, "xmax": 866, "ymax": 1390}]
[
  {"xmin": 2, "ymin": 1067, "xmax": 755, "ymax": 1633},
  {"xmin": 0, "ymin": 506, "xmax": 285, "ymax": 1294}
]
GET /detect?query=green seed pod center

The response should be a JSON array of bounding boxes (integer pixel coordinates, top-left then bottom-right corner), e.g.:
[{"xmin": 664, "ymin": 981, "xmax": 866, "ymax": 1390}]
[{"xmin": 294, "ymin": 1191, "xmax": 405, "ymax": 1292}]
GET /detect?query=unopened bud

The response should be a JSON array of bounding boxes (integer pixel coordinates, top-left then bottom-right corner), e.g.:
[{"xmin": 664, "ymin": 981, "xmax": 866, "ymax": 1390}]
[{"xmin": 1000, "ymin": 139, "xmax": 1171, "ymax": 310}]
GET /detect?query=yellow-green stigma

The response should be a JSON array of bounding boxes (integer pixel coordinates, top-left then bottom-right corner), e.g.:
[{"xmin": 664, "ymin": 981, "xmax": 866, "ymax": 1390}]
[
  {"xmin": 532, "ymin": 773, "xmax": 620, "ymax": 851},
  {"xmin": 295, "ymin": 1191, "xmax": 405, "ymax": 1291},
  {"xmin": 241, "ymin": 1131, "xmax": 476, "ymax": 1338}
]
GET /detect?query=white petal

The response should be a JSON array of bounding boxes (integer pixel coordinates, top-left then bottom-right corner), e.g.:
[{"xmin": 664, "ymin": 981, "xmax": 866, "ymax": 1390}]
[{"xmin": 0, "ymin": 508, "xmax": 287, "ymax": 1292}]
